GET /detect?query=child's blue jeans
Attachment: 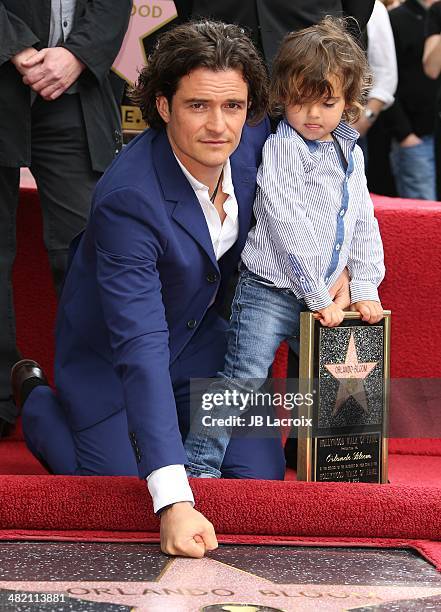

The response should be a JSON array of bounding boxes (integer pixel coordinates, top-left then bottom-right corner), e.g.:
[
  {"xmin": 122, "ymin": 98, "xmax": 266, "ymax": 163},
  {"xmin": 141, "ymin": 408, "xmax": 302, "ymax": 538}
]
[{"xmin": 184, "ymin": 266, "xmax": 306, "ymax": 478}]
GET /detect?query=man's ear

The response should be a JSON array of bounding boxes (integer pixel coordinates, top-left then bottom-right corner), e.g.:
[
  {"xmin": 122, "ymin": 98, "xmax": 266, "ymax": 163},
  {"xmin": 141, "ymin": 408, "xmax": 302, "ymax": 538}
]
[{"xmin": 156, "ymin": 96, "xmax": 171, "ymax": 123}]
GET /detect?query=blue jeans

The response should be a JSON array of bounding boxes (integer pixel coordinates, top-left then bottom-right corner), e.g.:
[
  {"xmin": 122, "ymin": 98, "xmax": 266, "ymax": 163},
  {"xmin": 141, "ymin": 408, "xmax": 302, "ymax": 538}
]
[
  {"xmin": 390, "ymin": 135, "xmax": 437, "ymax": 201},
  {"xmin": 184, "ymin": 267, "xmax": 305, "ymax": 478}
]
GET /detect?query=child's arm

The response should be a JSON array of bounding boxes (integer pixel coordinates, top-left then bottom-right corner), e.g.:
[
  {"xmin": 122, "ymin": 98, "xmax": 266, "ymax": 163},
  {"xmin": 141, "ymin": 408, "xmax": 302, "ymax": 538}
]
[
  {"xmin": 258, "ymin": 136, "xmax": 332, "ymax": 312},
  {"xmin": 347, "ymin": 167, "xmax": 385, "ymax": 323},
  {"xmin": 312, "ymin": 269, "xmax": 350, "ymax": 326}
]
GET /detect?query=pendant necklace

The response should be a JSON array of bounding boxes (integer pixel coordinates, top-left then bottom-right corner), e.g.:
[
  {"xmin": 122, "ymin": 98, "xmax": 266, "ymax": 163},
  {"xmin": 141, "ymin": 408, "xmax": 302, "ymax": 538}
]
[{"xmin": 210, "ymin": 170, "xmax": 223, "ymax": 204}]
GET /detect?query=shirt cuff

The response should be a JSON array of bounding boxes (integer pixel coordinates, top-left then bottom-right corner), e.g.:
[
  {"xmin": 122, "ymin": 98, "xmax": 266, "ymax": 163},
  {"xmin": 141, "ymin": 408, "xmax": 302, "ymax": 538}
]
[
  {"xmin": 146, "ymin": 464, "xmax": 195, "ymax": 515},
  {"xmin": 303, "ymin": 284, "xmax": 333, "ymax": 311},
  {"xmin": 350, "ymin": 280, "xmax": 380, "ymax": 304}
]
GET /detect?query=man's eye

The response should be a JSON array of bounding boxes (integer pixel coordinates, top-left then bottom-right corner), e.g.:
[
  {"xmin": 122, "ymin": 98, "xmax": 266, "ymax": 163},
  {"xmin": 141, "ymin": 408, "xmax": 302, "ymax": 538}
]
[
  {"xmin": 191, "ymin": 103, "xmax": 205, "ymax": 109},
  {"xmin": 225, "ymin": 103, "xmax": 241, "ymax": 109}
]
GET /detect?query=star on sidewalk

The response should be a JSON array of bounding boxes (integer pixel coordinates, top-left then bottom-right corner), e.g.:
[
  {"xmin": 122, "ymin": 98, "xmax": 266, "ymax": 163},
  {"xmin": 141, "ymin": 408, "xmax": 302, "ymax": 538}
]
[
  {"xmin": 112, "ymin": 2, "xmax": 178, "ymax": 85},
  {"xmin": 324, "ymin": 331, "xmax": 378, "ymax": 416}
]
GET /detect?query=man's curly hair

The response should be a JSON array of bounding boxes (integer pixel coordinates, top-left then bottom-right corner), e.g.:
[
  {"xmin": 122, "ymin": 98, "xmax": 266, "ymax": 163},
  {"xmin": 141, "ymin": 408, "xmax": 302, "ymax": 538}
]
[{"xmin": 131, "ymin": 20, "xmax": 268, "ymax": 129}]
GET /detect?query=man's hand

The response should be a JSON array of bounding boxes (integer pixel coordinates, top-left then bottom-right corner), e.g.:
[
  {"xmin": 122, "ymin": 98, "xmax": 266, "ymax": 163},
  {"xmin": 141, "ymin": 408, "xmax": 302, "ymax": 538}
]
[
  {"xmin": 160, "ymin": 502, "xmax": 218, "ymax": 558},
  {"xmin": 314, "ymin": 302, "xmax": 345, "ymax": 327},
  {"xmin": 400, "ymin": 133, "xmax": 423, "ymax": 148},
  {"xmin": 351, "ymin": 300, "xmax": 384, "ymax": 324},
  {"xmin": 21, "ymin": 48, "xmax": 85, "ymax": 101},
  {"xmin": 10, "ymin": 47, "xmax": 39, "ymax": 76},
  {"xmin": 328, "ymin": 268, "xmax": 351, "ymax": 310}
]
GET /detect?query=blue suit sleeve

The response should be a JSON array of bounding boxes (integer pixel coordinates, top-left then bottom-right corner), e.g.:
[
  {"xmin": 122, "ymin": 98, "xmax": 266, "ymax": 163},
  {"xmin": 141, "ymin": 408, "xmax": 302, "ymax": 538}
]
[{"xmin": 91, "ymin": 186, "xmax": 188, "ymax": 478}]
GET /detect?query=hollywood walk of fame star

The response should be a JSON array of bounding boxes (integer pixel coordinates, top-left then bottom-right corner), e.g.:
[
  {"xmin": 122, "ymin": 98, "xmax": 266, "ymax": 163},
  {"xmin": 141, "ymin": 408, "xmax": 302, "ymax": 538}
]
[
  {"xmin": 324, "ymin": 331, "xmax": 378, "ymax": 416},
  {"xmin": 112, "ymin": 2, "xmax": 178, "ymax": 85},
  {"xmin": 2, "ymin": 556, "xmax": 441, "ymax": 611}
]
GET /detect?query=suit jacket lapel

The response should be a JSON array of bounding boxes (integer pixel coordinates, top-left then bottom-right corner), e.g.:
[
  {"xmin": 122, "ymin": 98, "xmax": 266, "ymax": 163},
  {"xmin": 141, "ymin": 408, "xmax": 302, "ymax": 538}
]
[
  {"xmin": 230, "ymin": 158, "xmax": 257, "ymax": 257},
  {"xmin": 153, "ymin": 129, "xmax": 258, "ymax": 271},
  {"xmin": 152, "ymin": 130, "xmax": 219, "ymax": 271}
]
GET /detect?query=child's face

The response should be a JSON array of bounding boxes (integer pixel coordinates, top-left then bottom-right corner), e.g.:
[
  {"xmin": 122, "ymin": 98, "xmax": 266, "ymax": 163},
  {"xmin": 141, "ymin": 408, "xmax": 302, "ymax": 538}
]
[{"xmin": 285, "ymin": 73, "xmax": 348, "ymax": 141}]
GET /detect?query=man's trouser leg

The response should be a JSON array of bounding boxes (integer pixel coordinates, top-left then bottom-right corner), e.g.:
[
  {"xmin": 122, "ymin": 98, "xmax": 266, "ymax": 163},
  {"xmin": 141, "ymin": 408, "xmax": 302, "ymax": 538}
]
[
  {"xmin": 177, "ymin": 302, "xmax": 287, "ymax": 481},
  {"xmin": 30, "ymin": 94, "xmax": 101, "ymax": 296},
  {"xmin": 0, "ymin": 167, "xmax": 21, "ymax": 426},
  {"xmin": 23, "ymin": 385, "xmax": 138, "ymax": 476}
]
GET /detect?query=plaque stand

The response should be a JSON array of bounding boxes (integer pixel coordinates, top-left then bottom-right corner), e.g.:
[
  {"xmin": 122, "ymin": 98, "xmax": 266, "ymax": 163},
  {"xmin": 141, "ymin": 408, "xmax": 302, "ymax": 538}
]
[{"xmin": 297, "ymin": 311, "xmax": 391, "ymax": 484}]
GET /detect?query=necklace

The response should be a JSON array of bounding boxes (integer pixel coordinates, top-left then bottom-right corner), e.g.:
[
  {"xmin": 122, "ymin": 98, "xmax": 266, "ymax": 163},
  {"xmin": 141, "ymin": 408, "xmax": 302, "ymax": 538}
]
[{"xmin": 210, "ymin": 170, "xmax": 223, "ymax": 204}]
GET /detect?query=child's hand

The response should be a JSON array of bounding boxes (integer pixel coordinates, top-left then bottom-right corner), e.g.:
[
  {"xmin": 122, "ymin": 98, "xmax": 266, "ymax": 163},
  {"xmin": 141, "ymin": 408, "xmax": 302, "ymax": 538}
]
[
  {"xmin": 351, "ymin": 300, "xmax": 384, "ymax": 324},
  {"xmin": 313, "ymin": 302, "xmax": 345, "ymax": 327}
]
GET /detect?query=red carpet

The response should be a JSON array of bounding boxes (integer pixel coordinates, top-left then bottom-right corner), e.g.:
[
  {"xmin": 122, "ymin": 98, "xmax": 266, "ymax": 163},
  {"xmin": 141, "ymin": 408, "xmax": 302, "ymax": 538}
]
[
  {"xmin": 1, "ymin": 176, "xmax": 440, "ymax": 570},
  {"xmin": 0, "ymin": 473, "xmax": 441, "ymax": 572}
]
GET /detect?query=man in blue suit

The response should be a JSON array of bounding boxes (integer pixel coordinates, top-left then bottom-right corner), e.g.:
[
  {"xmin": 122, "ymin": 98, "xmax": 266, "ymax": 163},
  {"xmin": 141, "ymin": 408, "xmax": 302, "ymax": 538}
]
[
  {"xmin": 13, "ymin": 19, "xmax": 352, "ymax": 557},
  {"xmin": 11, "ymin": 20, "xmax": 285, "ymax": 557}
]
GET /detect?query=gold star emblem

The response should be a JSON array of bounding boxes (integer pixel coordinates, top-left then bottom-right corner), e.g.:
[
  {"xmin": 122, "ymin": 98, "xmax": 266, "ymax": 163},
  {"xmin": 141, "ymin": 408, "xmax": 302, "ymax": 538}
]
[{"xmin": 324, "ymin": 332, "xmax": 378, "ymax": 416}]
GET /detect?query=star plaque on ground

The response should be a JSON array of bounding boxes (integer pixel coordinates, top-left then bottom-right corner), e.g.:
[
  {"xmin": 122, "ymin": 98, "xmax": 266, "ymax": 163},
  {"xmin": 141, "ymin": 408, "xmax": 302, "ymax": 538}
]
[{"xmin": 297, "ymin": 311, "xmax": 391, "ymax": 484}]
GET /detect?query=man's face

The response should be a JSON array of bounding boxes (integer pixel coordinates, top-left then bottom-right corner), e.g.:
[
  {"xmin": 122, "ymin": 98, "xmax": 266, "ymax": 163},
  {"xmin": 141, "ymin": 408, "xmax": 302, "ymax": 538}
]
[{"xmin": 156, "ymin": 67, "xmax": 249, "ymax": 178}]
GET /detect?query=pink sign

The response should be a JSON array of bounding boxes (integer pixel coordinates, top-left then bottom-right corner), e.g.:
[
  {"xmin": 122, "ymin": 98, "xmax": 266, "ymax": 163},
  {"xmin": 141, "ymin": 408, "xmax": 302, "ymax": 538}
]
[{"xmin": 113, "ymin": 1, "xmax": 178, "ymax": 85}]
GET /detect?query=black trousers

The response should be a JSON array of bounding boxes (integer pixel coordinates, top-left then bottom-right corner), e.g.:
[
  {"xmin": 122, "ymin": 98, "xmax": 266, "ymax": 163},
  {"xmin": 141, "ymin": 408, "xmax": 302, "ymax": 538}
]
[{"xmin": 0, "ymin": 94, "xmax": 101, "ymax": 423}]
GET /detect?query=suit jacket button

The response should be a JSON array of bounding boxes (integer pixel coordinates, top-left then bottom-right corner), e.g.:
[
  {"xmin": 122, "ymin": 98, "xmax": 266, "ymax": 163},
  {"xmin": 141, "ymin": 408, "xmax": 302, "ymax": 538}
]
[
  {"xmin": 206, "ymin": 273, "xmax": 218, "ymax": 283},
  {"xmin": 187, "ymin": 319, "xmax": 197, "ymax": 329}
]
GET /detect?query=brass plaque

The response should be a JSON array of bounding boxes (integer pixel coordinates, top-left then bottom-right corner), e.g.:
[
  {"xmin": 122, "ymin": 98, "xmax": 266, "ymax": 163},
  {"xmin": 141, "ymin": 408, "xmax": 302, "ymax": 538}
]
[
  {"xmin": 121, "ymin": 105, "xmax": 147, "ymax": 132},
  {"xmin": 297, "ymin": 311, "xmax": 391, "ymax": 483}
]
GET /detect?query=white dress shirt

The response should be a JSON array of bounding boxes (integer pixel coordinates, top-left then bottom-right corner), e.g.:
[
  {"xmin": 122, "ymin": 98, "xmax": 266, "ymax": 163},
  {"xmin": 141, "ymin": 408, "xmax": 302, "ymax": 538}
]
[
  {"xmin": 147, "ymin": 156, "xmax": 239, "ymax": 514},
  {"xmin": 367, "ymin": 0, "xmax": 398, "ymax": 109}
]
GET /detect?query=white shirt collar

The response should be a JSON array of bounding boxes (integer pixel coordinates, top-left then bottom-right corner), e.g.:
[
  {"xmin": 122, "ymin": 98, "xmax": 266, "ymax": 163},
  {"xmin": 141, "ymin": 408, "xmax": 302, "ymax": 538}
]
[{"xmin": 173, "ymin": 154, "xmax": 235, "ymax": 201}]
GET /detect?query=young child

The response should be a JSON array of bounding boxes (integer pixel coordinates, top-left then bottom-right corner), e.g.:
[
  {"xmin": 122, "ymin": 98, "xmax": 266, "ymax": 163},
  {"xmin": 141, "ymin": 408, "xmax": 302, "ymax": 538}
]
[{"xmin": 184, "ymin": 17, "xmax": 385, "ymax": 478}]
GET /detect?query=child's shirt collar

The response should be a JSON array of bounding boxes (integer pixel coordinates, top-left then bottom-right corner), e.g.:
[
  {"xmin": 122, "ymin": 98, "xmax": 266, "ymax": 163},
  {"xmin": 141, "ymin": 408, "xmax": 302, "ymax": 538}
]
[
  {"xmin": 280, "ymin": 118, "xmax": 359, "ymax": 152},
  {"xmin": 332, "ymin": 121, "xmax": 359, "ymax": 142}
]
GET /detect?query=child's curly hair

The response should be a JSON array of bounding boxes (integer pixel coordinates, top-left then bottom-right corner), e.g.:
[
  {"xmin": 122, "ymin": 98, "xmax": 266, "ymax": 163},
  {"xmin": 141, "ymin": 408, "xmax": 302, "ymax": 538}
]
[{"xmin": 269, "ymin": 16, "xmax": 372, "ymax": 123}]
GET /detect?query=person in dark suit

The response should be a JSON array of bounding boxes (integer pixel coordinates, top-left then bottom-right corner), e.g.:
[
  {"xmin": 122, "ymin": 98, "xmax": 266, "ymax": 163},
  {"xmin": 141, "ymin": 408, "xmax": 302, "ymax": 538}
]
[
  {"xmin": 11, "ymin": 20, "xmax": 286, "ymax": 558},
  {"xmin": 174, "ymin": 0, "xmax": 375, "ymax": 63},
  {"xmin": 0, "ymin": 0, "xmax": 132, "ymax": 436}
]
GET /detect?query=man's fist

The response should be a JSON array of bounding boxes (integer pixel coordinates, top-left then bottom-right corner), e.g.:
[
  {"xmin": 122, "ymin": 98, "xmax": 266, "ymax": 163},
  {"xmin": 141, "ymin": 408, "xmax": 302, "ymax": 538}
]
[
  {"xmin": 160, "ymin": 502, "xmax": 218, "ymax": 558},
  {"xmin": 21, "ymin": 48, "xmax": 85, "ymax": 101},
  {"xmin": 351, "ymin": 300, "xmax": 384, "ymax": 324},
  {"xmin": 11, "ymin": 47, "xmax": 39, "ymax": 75}
]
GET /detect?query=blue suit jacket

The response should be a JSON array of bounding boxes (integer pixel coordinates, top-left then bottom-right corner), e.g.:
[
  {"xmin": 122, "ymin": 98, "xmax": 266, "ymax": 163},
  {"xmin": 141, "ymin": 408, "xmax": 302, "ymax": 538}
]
[{"xmin": 55, "ymin": 123, "xmax": 269, "ymax": 478}]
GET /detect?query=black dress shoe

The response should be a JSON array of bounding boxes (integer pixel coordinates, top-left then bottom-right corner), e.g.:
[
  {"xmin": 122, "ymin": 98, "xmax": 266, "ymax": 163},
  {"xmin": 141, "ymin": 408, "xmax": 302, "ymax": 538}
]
[
  {"xmin": 0, "ymin": 417, "xmax": 13, "ymax": 439},
  {"xmin": 10, "ymin": 359, "xmax": 48, "ymax": 412},
  {"xmin": 284, "ymin": 436, "xmax": 298, "ymax": 470}
]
